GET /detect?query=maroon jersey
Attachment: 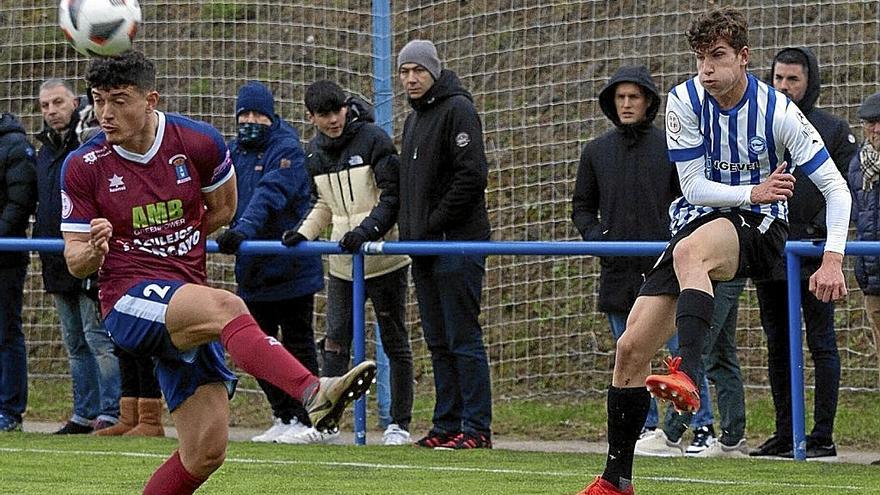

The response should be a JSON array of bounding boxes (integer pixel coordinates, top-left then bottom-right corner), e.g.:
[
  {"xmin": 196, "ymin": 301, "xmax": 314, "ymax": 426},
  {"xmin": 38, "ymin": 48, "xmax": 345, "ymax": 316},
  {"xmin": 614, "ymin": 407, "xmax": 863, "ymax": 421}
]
[{"xmin": 61, "ymin": 111, "xmax": 233, "ymax": 316}]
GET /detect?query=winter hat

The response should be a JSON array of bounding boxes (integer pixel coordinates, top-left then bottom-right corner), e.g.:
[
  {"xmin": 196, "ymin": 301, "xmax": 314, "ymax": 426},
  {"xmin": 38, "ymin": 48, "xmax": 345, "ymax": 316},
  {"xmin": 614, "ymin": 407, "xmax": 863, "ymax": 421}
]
[
  {"xmin": 236, "ymin": 81, "xmax": 274, "ymax": 119},
  {"xmin": 858, "ymin": 92, "xmax": 880, "ymax": 121},
  {"xmin": 397, "ymin": 40, "xmax": 441, "ymax": 80}
]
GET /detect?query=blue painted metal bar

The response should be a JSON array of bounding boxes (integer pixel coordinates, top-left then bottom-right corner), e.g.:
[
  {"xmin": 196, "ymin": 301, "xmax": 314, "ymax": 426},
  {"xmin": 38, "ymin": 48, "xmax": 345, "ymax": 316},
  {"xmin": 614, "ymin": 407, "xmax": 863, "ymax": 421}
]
[
  {"xmin": 785, "ymin": 251, "xmax": 808, "ymax": 461},
  {"xmin": 352, "ymin": 253, "xmax": 367, "ymax": 445},
  {"xmin": 372, "ymin": 0, "xmax": 393, "ymax": 135}
]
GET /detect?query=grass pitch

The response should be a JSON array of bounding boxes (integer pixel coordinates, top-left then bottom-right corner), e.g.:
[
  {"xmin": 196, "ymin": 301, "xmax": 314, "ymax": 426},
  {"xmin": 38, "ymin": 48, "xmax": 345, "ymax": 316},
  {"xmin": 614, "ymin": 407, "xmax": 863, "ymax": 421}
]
[{"xmin": 1, "ymin": 432, "xmax": 878, "ymax": 495}]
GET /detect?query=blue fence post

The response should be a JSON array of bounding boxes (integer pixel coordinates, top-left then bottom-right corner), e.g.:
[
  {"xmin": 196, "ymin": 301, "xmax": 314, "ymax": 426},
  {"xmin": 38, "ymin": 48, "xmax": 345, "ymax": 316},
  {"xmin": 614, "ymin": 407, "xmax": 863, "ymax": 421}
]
[
  {"xmin": 372, "ymin": 0, "xmax": 393, "ymax": 135},
  {"xmin": 352, "ymin": 252, "xmax": 367, "ymax": 445},
  {"xmin": 786, "ymin": 250, "xmax": 807, "ymax": 461}
]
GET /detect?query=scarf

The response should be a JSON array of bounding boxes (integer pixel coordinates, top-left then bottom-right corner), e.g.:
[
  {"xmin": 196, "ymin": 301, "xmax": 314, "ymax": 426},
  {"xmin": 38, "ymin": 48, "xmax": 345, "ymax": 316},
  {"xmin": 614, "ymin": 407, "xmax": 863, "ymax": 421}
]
[{"xmin": 860, "ymin": 140, "xmax": 880, "ymax": 191}]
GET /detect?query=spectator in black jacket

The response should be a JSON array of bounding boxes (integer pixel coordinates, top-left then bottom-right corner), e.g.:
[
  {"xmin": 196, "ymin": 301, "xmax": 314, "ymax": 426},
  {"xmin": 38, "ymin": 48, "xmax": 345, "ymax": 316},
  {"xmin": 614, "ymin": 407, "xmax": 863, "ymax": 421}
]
[
  {"xmin": 0, "ymin": 111, "xmax": 37, "ymax": 433},
  {"xmin": 397, "ymin": 40, "xmax": 493, "ymax": 449},
  {"xmin": 35, "ymin": 79, "xmax": 122, "ymax": 435},
  {"xmin": 751, "ymin": 47, "xmax": 858, "ymax": 459}
]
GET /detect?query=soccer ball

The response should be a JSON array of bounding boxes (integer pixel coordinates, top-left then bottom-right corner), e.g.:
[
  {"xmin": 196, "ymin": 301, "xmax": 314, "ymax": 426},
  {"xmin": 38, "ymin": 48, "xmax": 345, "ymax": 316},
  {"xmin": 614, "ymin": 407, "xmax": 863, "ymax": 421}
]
[{"xmin": 59, "ymin": 0, "xmax": 142, "ymax": 57}]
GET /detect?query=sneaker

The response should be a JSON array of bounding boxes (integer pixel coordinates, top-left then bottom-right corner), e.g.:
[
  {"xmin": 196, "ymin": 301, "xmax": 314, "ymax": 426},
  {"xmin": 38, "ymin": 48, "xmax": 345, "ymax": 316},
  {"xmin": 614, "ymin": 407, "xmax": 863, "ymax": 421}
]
[
  {"xmin": 252, "ymin": 417, "xmax": 303, "ymax": 443},
  {"xmin": 54, "ymin": 420, "xmax": 93, "ymax": 434},
  {"xmin": 91, "ymin": 419, "xmax": 117, "ymax": 433},
  {"xmin": 749, "ymin": 434, "xmax": 793, "ymax": 457},
  {"xmin": 871, "ymin": 459, "xmax": 880, "ymax": 465},
  {"xmin": 414, "ymin": 430, "xmax": 458, "ymax": 448},
  {"xmin": 276, "ymin": 425, "xmax": 340, "ymax": 444},
  {"xmin": 645, "ymin": 356, "xmax": 700, "ymax": 413},
  {"xmin": 805, "ymin": 437, "xmax": 837, "ymax": 458},
  {"xmin": 305, "ymin": 360, "xmax": 376, "ymax": 433},
  {"xmin": 685, "ymin": 425, "xmax": 716, "ymax": 455},
  {"xmin": 696, "ymin": 438, "xmax": 749, "ymax": 458},
  {"xmin": 434, "ymin": 431, "xmax": 492, "ymax": 450},
  {"xmin": 575, "ymin": 476, "xmax": 635, "ymax": 495},
  {"xmin": 0, "ymin": 413, "xmax": 21, "ymax": 432},
  {"xmin": 634, "ymin": 428, "xmax": 684, "ymax": 457},
  {"xmin": 383, "ymin": 424, "xmax": 411, "ymax": 446}
]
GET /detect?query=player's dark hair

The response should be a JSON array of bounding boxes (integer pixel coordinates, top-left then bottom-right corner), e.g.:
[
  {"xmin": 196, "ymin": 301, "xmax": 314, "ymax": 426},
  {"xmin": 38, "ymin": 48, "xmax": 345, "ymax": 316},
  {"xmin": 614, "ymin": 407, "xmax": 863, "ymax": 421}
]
[
  {"xmin": 687, "ymin": 7, "xmax": 749, "ymax": 54},
  {"xmin": 85, "ymin": 50, "xmax": 156, "ymax": 92},
  {"xmin": 304, "ymin": 80, "xmax": 346, "ymax": 114},
  {"xmin": 775, "ymin": 48, "xmax": 809, "ymax": 71}
]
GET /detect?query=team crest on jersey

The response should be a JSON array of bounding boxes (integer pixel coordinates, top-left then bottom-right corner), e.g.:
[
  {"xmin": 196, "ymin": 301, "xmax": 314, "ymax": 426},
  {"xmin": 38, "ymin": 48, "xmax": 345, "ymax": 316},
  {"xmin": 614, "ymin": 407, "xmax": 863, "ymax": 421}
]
[
  {"xmin": 169, "ymin": 154, "xmax": 192, "ymax": 184},
  {"xmin": 748, "ymin": 136, "xmax": 767, "ymax": 154},
  {"xmin": 455, "ymin": 132, "xmax": 471, "ymax": 148},
  {"xmin": 666, "ymin": 111, "xmax": 681, "ymax": 135}
]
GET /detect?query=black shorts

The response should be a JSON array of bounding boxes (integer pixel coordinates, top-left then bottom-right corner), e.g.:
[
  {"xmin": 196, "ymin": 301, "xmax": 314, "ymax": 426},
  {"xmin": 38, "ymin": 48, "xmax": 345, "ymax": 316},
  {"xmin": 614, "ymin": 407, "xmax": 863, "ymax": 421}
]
[{"xmin": 639, "ymin": 210, "xmax": 788, "ymax": 297}]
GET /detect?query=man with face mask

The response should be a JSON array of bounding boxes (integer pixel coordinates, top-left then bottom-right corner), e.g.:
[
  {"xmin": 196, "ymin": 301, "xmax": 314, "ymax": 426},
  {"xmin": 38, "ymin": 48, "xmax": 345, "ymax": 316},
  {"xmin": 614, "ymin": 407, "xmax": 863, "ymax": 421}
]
[{"xmin": 216, "ymin": 81, "xmax": 324, "ymax": 443}]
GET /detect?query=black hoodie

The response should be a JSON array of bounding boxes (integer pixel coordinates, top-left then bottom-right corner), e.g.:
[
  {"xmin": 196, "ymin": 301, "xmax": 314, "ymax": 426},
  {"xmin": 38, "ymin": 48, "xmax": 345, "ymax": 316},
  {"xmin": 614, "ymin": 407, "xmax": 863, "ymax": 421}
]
[
  {"xmin": 768, "ymin": 47, "xmax": 857, "ymax": 276},
  {"xmin": 0, "ymin": 113, "xmax": 37, "ymax": 268},
  {"xmin": 571, "ymin": 66, "xmax": 680, "ymax": 313},
  {"xmin": 398, "ymin": 70, "xmax": 491, "ymax": 241}
]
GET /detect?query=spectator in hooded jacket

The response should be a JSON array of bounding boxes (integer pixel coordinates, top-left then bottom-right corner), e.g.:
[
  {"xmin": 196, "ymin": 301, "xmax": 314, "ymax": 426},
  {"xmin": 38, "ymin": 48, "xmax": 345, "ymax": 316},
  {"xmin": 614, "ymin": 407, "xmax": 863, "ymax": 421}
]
[
  {"xmin": 750, "ymin": 47, "xmax": 857, "ymax": 459},
  {"xmin": 397, "ymin": 39, "xmax": 493, "ymax": 450},
  {"xmin": 216, "ymin": 81, "xmax": 324, "ymax": 443},
  {"xmin": 35, "ymin": 78, "xmax": 121, "ymax": 435},
  {"xmin": 282, "ymin": 80, "xmax": 414, "ymax": 446},
  {"xmin": 849, "ymin": 91, "xmax": 880, "ymax": 391},
  {"xmin": 0, "ymin": 111, "xmax": 36, "ymax": 433}
]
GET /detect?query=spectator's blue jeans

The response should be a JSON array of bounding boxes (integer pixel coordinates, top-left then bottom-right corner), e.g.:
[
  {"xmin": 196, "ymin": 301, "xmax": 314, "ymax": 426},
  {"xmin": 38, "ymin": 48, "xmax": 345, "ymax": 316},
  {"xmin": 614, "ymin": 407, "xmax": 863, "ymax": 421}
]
[
  {"xmin": 607, "ymin": 312, "xmax": 714, "ymax": 433},
  {"xmin": 412, "ymin": 254, "xmax": 492, "ymax": 436},
  {"xmin": 54, "ymin": 292, "xmax": 121, "ymax": 424},
  {"xmin": 662, "ymin": 279, "xmax": 747, "ymax": 443},
  {"xmin": 0, "ymin": 265, "xmax": 27, "ymax": 422}
]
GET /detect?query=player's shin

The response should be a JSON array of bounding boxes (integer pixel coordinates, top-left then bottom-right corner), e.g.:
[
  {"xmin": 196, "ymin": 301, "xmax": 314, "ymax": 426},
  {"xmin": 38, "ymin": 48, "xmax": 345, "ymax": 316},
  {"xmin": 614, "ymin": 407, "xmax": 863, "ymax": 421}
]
[
  {"xmin": 675, "ymin": 288, "xmax": 714, "ymax": 385},
  {"xmin": 602, "ymin": 386, "xmax": 651, "ymax": 492},
  {"xmin": 220, "ymin": 314, "xmax": 318, "ymax": 401}
]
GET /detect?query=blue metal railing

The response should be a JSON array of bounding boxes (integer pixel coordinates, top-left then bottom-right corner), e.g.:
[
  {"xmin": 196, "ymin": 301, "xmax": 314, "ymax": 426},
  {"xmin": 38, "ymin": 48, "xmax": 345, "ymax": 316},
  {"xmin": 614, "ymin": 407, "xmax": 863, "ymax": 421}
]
[{"xmin": 2, "ymin": 237, "xmax": 860, "ymax": 457}]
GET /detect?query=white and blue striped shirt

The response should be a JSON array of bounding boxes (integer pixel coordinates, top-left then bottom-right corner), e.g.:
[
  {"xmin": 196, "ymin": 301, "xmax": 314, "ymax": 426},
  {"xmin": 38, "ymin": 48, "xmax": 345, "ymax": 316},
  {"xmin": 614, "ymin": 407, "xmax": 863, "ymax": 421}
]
[{"xmin": 665, "ymin": 74, "xmax": 836, "ymax": 239}]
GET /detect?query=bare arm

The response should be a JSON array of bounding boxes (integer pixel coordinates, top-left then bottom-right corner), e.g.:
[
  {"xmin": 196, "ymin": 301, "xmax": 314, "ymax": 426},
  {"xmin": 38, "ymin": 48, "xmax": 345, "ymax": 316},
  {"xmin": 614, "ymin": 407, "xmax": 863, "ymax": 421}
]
[
  {"xmin": 202, "ymin": 174, "xmax": 237, "ymax": 236},
  {"xmin": 63, "ymin": 218, "xmax": 111, "ymax": 279}
]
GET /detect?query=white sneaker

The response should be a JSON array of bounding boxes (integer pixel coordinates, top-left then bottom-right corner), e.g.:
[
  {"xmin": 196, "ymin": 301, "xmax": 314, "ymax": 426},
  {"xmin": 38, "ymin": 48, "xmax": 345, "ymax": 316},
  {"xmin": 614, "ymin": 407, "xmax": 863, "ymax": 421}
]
[
  {"xmin": 695, "ymin": 438, "xmax": 749, "ymax": 458},
  {"xmin": 276, "ymin": 425, "xmax": 340, "ymax": 445},
  {"xmin": 634, "ymin": 428, "xmax": 685, "ymax": 457},
  {"xmin": 252, "ymin": 417, "xmax": 298, "ymax": 443},
  {"xmin": 383, "ymin": 424, "xmax": 411, "ymax": 445}
]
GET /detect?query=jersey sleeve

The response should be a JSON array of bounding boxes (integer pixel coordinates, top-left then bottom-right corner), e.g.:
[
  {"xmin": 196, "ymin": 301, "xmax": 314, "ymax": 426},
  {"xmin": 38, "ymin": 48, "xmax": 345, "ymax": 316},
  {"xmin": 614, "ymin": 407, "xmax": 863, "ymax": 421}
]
[
  {"xmin": 59, "ymin": 154, "xmax": 97, "ymax": 233},
  {"xmin": 665, "ymin": 87, "xmax": 705, "ymax": 166},
  {"xmin": 776, "ymin": 102, "xmax": 831, "ymax": 175},
  {"xmin": 192, "ymin": 124, "xmax": 234, "ymax": 192}
]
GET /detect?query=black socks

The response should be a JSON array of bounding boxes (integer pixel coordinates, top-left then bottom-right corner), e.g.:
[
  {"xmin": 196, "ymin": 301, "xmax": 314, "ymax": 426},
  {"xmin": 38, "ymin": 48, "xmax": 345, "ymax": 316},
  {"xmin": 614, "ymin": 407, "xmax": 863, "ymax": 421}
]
[
  {"xmin": 675, "ymin": 288, "xmax": 714, "ymax": 384},
  {"xmin": 602, "ymin": 386, "xmax": 651, "ymax": 491}
]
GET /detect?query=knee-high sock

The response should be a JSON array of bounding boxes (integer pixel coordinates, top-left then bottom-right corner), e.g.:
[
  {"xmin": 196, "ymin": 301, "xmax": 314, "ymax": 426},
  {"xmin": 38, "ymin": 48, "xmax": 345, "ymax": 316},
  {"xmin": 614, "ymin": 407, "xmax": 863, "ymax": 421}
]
[
  {"xmin": 602, "ymin": 386, "xmax": 651, "ymax": 492},
  {"xmin": 676, "ymin": 288, "xmax": 714, "ymax": 384},
  {"xmin": 220, "ymin": 314, "xmax": 318, "ymax": 402},
  {"xmin": 142, "ymin": 450, "xmax": 205, "ymax": 495}
]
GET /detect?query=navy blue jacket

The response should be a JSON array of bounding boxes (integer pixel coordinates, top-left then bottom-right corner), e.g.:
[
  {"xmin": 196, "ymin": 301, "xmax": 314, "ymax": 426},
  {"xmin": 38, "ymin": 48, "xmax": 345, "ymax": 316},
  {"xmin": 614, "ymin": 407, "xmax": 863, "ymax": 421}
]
[
  {"xmin": 0, "ymin": 113, "xmax": 37, "ymax": 268},
  {"xmin": 849, "ymin": 151, "xmax": 880, "ymax": 294},
  {"xmin": 35, "ymin": 110, "xmax": 83, "ymax": 293},
  {"xmin": 228, "ymin": 117, "xmax": 323, "ymax": 301}
]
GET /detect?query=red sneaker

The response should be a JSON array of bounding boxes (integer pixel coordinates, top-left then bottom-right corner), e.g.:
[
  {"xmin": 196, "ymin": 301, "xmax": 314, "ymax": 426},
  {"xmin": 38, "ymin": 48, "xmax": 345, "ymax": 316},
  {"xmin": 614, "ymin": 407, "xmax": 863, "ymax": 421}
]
[
  {"xmin": 645, "ymin": 356, "xmax": 700, "ymax": 413},
  {"xmin": 575, "ymin": 476, "xmax": 635, "ymax": 495}
]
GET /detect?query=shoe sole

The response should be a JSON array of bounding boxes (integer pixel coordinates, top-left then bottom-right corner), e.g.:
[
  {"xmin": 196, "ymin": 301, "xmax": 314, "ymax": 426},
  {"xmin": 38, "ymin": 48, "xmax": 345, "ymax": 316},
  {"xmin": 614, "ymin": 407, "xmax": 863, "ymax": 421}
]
[
  {"xmin": 645, "ymin": 376, "xmax": 699, "ymax": 413},
  {"xmin": 309, "ymin": 361, "xmax": 377, "ymax": 433}
]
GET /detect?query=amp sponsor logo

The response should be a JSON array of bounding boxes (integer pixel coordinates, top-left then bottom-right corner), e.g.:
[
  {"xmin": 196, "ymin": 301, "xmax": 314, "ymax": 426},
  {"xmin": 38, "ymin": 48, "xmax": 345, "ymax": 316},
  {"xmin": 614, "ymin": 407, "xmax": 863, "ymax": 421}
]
[{"xmin": 132, "ymin": 199, "xmax": 184, "ymax": 230}]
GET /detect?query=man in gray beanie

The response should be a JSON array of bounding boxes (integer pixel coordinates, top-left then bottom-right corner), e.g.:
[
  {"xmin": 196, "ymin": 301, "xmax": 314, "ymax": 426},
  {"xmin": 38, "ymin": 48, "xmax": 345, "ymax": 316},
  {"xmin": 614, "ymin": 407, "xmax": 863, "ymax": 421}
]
[
  {"xmin": 397, "ymin": 40, "xmax": 493, "ymax": 450},
  {"xmin": 849, "ymin": 91, "xmax": 880, "ymax": 400}
]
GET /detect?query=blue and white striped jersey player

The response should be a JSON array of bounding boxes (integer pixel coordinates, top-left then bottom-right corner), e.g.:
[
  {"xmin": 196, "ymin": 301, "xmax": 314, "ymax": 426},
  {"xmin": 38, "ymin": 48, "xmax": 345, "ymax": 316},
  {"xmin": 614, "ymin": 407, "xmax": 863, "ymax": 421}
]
[{"xmin": 580, "ymin": 8, "xmax": 851, "ymax": 495}]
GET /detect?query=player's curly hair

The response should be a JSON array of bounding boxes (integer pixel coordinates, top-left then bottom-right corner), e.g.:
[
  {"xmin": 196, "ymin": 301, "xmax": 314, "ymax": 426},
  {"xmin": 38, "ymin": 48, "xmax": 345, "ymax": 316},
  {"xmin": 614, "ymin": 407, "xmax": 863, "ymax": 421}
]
[
  {"xmin": 686, "ymin": 7, "xmax": 749, "ymax": 54},
  {"xmin": 85, "ymin": 50, "xmax": 156, "ymax": 92}
]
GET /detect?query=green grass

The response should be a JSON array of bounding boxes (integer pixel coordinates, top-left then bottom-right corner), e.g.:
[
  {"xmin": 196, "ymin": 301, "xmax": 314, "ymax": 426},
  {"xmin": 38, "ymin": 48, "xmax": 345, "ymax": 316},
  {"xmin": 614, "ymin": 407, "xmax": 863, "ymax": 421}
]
[{"xmin": 1, "ymin": 432, "xmax": 878, "ymax": 494}]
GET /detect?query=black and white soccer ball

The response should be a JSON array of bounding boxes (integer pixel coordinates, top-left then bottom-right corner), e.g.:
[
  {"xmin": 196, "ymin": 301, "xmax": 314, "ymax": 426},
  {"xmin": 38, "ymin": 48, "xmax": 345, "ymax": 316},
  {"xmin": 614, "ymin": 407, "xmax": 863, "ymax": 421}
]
[{"xmin": 59, "ymin": 0, "xmax": 142, "ymax": 57}]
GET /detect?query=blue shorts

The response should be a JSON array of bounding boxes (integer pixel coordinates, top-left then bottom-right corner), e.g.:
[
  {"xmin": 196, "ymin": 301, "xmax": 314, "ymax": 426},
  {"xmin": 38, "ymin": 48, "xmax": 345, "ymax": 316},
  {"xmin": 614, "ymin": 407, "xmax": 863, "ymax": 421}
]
[{"xmin": 104, "ymin": 280, "xmax": 237, "ymax": 412}]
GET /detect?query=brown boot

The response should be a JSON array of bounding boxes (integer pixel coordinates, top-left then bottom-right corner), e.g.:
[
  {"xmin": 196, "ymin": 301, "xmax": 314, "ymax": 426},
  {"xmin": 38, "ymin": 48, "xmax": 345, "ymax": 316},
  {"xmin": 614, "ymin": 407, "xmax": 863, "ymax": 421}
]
[
  {"xmin": 95, "ymin": 397, "xmax": 138, "ymax": 436},
  {"xmin": 124, "ymin": 398, "xmax": 165, "ymax": 437}
]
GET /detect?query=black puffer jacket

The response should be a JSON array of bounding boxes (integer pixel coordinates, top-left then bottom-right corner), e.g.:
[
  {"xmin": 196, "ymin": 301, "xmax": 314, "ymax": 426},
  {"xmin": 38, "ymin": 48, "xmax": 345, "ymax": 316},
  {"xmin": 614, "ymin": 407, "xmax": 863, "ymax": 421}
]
[
  {"xmin": 0, "ymin": 113, "xmax": 37, "ymax": 268},
  {"xmin": 398, "ymin": 70, "xmax": 491, "ymax": 241},
  {"xmin": 571, "ymin": 66, "xmax": 680, "ymax": 313},
  {"xmin": 766, "ymin": 47, "xmax": 857, "ymax": 278},
  {"xmin": 35, "ymin": 108, "xmax": 83, "ymax": 292}
]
